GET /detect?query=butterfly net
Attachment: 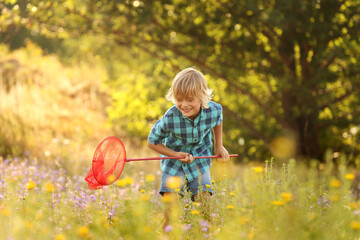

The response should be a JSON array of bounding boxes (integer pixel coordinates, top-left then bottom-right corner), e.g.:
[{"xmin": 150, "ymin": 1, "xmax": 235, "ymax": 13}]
[{"xmin": 85, "ymin": 137, "xmax": 126, "ymax": 190}]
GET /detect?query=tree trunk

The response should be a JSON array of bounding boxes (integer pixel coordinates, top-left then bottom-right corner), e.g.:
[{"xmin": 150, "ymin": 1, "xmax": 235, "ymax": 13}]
[{"xmin": 296, "ymin": 114, "xmax": 322, "ymax": 160}]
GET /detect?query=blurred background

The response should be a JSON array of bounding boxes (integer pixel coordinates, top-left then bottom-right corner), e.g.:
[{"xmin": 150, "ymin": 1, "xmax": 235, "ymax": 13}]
[{"xmin": 0, "ymin": 0, "xmax": 359, "ymax": 175}]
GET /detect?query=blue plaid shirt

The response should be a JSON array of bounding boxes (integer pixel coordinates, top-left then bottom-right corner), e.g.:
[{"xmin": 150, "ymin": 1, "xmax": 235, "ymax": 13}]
[{"xmin": 148, "ymin": 101, "xmax": 223, "ymax": 181}]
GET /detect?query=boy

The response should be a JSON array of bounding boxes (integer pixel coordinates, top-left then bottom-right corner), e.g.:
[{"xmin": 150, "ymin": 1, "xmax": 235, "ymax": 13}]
[{"xmin": 147, "ymin": 67, "xmax": 229, "ymax": 225}]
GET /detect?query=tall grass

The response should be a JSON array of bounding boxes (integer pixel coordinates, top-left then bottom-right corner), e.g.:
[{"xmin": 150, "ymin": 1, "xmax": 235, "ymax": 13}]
[
  {"xmin": 0, "ymin": 42, "xmax": 113, "ymax": 174},
  {"xmin": 1, "ymin": 155, "xmax": 359, "ymax": 240}
]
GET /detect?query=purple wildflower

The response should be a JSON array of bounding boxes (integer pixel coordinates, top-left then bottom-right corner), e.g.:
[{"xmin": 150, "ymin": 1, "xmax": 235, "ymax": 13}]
[
  {"xmin": 164, "ymin": 225, "xmax": 173, "ymax": 232},
  {"xmin": 90, "ymin": 195, "xmax": 96, "ymax": 201},
  {"xmin": 199, "ymin": 220, "xmax": 210, "ymax": 228},
  {"xmin": 183, "ymin": 224, "xmax": 191, "ymax": 231}
]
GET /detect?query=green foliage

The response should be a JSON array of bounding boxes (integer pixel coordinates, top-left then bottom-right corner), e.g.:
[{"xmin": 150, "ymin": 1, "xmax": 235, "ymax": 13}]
[
  {"xmin": 79, "ymin": 0, "xmax": 360, "ymax": 160},
  {"xmin": 107, "ymin": 62, "xmax": 171, "ymax": 140},
  {"xmin": 131, "ymin": 0, "xmax": 360, "ymax": 160},
  {"xmin": 1, "ymin": 0, "xmax": 359, "ymax": 161}
]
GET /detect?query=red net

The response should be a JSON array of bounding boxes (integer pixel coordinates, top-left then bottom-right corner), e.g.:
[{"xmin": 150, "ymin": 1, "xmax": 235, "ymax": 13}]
[{"xmin": 85, "ymin": 137, "xmax": 126, "ymax": 190}]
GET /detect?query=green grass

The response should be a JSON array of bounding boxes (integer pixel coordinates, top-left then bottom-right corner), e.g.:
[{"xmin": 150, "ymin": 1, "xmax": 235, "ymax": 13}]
[{"xmin": 1, "ymin": 156, "xmax": 360, "ymax": 240}]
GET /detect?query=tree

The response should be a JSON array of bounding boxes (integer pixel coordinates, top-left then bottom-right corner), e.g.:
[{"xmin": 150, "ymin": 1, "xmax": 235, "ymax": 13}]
[
  {"xmin": 109, "ymin": 0, "xmax": 360, "ymax": 160},
  {"xmin": 2, "ymin": 0, "xmax": 360, "ymax": 161}
]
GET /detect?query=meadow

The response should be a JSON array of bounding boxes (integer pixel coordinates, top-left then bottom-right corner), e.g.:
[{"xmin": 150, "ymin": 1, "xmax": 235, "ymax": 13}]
[
  {"xmin": 1, "ymin": 43, "xmax": 360, "ymax": 240},
  {"xmin": 1, "ymin": 154, "xmax": 360, "ymax": 240}
]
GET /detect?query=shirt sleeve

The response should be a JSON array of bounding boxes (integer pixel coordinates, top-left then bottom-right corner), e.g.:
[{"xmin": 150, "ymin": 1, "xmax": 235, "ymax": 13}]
[
  {"xmin": 148, "ymin": 117, "xmax": 169, "ymax": 145},
  {"xmin": 215, "ymin": 103, "xmax": 223, "ymax": 126}
]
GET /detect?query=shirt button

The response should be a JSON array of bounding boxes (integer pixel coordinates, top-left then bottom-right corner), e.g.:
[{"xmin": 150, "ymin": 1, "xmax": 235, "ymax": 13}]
[{"xmin": 194, "ymin": 138, "xmax": 198, "ymax": 142}]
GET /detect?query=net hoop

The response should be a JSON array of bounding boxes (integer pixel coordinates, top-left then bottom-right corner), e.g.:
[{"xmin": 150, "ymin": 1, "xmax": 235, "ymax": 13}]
[{"xmin": 91, "ymin": 136, "xmax": 126, "ymax": 186}]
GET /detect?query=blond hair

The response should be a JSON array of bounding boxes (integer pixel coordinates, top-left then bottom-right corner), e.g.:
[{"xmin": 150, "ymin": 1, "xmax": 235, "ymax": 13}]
[{"xmin": 166, "ymin": 67, "xmax": 213, "ymax": 108}]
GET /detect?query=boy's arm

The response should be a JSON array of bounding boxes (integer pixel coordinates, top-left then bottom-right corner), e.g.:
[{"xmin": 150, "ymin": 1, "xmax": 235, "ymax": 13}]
[
  {"xmin": 213, "ymin": 122, "xmax": 230, "ymax": 161},
  {"xmin": 147, "ymin": 142, "xmax": 195, "ymax": 163}
]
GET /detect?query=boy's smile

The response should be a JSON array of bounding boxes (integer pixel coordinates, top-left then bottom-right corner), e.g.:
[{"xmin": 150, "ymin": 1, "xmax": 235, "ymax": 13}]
[{"xmin": 175, "ymin": 94, "xmax": 202, "ymax": 120}]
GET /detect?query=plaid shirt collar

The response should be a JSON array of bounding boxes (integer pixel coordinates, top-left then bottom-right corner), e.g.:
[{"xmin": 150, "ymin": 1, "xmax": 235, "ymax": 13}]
[{"xmin": 178, "ymin": 105, "xmax": 205, "ymax": 126}]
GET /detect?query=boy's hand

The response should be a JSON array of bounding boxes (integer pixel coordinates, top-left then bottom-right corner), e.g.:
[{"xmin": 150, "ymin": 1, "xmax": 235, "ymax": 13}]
[
  {"xmin": 174, "ymin": 152, "xmax": 195, "ymax": 163},
  {"xmin": 215, "ymin": 145, "xmax": 230, "ymax": 162}
]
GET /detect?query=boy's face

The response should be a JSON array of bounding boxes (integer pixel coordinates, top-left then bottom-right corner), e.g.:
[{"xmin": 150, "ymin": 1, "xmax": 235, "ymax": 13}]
[{"xmin": 174, "ymin": 94, "xmax": 202, "ymax": 120}]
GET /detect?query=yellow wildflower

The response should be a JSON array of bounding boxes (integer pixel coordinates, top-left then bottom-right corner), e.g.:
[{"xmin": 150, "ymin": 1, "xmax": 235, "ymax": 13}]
[
  {"xmin": 44, "ymin": 182, "xmax": 56, "ymax": 193},
  {"xmin": 116, "ymin": 177, "xmax": 134, "ymax": 187},
  {"xmin": 252, "ymin": 167, "xmax": 264, "ymax": 173},
  {"xmin": 272, "ymin": 200, "xmax": 285, "ymax": 206},
  {"xmin": 351, "ymin": 221, "xmax": 360, "ymax": 230},
  {"xmin": 348, "ymin": 202, "xmax": 360, "ymax": 209},
  {"xmin": 345, "ymin": 173, "xmax": 355, "ymax": 180},
  {"xmin": 26, "ymin": 181, "xmax": 36, "ymax": 190},
  {"xmin": 55, "ymin": 234, "xmax": 66, "ymax": 240},
  {"xmin": 166, "ymin": 176, "xmax": 182, "ymax": 189},
  {"xmin": 124, "ymin": 177, "xmax": 134, "ymax": 185},
  {"xmin": 248, "ymin": 230, "xmax": 255, "ymax": 239},
  {"xmin": 229, "ymin": 191, "xmax": 235, "ymax": 196},
  {"xmin": 191, "ymin": 210, "xmax": 200, "ymax": 215},
  {"xmin": 330, "ymin": 179, "xmax": 341, "ymax": 188},
  {"xmin": 206, "ymin": 184, "xmax": 211, "ymax": 189},
  {"xmin": 116, "ymin": 178, "xmax": 126, "ymax": 187},
  {"xmin": 0, "ymin": 207, "xmax": 10, "ymax": 217},
  {"xmin": 227, "ymin": 205, "xmax": 235, "ymax": 209},
  {"xmin": 145, "ymin": 174, "xmax": 155, "ymax": 182},
  {"xmin": 193, "ymin": 202, "xmax": 200, "ymax": 206},
  {"xmin": 281, "ymin": 192, "xmax": 294, "ymax": 202},
  {"xmin": 174, "ymin": 188, "xmax": 180, "ymax": 193},
  {"xmin": 107, "ymin": 174, "xmax": 116, "ymax": 183},
  {"xmin": 77, "ymin": 226, "xmax": 89, "ymax": 238}
]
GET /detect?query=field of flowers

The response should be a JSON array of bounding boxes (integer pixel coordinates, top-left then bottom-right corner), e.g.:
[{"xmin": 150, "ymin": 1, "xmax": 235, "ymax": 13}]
[{"xmin": 1, "ymin": 154, "xmax": 360, "ymax": 240}]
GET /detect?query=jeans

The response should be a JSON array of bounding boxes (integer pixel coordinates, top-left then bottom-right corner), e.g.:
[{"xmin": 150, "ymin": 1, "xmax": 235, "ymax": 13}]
[{"xmin": 159, "ymin": 170, "xmax": 213, "ymax": 196}]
